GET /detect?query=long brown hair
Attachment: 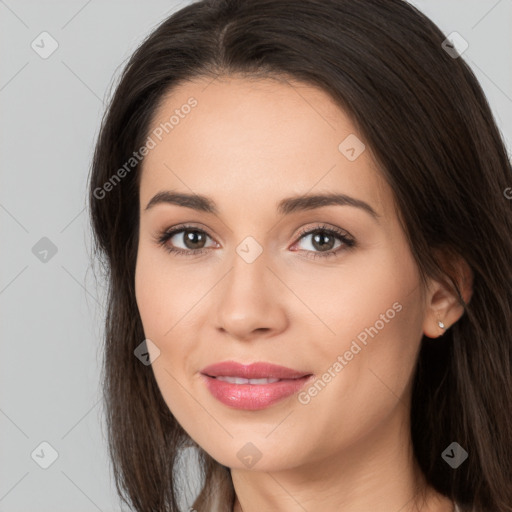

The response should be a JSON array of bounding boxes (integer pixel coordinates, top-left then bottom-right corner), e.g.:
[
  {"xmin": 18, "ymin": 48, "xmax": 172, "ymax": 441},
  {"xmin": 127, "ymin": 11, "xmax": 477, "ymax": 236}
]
[{"xmin": 88, "ymin": 1, "xmax": 512, "ymax": 510}]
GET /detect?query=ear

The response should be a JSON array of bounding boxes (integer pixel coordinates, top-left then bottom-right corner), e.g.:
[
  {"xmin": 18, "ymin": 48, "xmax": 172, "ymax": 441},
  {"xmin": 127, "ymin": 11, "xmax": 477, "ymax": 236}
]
[{"xmin": 422, "ymin": 250, "xmax": 473, "ymax": 339}]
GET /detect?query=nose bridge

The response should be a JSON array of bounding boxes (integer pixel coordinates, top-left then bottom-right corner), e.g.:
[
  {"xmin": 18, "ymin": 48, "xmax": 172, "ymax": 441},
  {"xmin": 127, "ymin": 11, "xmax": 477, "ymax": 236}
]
[
  {"xmin": 226, "ymin": 234, "xmax": 271, "ymax": 298},
  {"xmin": 213, "ymin": 234, "xmax": 286, "ymax": 338}
]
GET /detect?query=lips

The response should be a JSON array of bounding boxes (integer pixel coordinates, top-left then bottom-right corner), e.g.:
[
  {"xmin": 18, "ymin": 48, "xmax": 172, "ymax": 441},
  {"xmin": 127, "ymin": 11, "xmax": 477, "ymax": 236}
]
[
  {"xmin": 199, "ymin": 361, "xmax": 314, "ymax": 410},
  {"xmin": 200, "ymin": 361, "xmax": 310, "ymax": 380}
]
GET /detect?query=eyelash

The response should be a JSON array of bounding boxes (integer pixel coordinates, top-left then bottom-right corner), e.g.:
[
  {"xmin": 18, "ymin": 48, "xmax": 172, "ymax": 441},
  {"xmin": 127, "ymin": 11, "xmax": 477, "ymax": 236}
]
[{"xmin": 154, "ymin": 223, "xmax": 355, "ymax": 260}]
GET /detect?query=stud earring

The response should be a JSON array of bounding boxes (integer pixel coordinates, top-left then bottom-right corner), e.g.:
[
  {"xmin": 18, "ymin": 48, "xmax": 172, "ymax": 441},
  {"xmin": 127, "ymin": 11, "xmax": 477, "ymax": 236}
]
[{"xmin": 438, "ymin": 320, "xmax": 446, "ymax": 330}]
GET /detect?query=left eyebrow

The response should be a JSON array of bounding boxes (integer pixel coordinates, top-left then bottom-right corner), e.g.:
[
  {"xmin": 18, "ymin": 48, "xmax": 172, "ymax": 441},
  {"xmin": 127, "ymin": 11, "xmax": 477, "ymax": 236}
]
[
  {"xmin": 144, "ymin": 190, "xmax": 380, "ymax": 221},
  {"xmin": 276, "ymin": 193, "xmax": 380, "ymax": 221}
]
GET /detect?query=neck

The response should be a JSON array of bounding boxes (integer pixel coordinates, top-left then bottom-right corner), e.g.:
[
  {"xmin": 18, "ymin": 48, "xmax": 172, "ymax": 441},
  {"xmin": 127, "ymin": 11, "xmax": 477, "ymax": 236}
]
[{"xmin": 230, "ymin": 406, "xmax": 453, "ymax": 512}]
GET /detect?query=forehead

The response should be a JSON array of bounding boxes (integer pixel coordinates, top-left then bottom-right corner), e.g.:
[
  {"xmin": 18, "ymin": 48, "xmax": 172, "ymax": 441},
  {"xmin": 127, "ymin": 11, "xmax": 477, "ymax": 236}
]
[{"xmin": 139, "ymin": 76, "xmax": 391, "ymax": 218}]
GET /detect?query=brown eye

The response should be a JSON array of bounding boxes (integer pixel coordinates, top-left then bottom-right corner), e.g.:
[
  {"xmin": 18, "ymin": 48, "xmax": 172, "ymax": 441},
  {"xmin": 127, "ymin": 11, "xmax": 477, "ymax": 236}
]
[
  {"xmin": 293, "ymin": 224, "xmax": 355, "ymax": 259},
  {"xmin": 155, "ymin": 226, "xmax": 216, "ymax": 256},
  {"xmin": 177, "ymin": 229, "xmax": 208, "ymax": 250},
  {"xmin": 306, "ymin": 230, "xmax": 338, "ymax": 252}
]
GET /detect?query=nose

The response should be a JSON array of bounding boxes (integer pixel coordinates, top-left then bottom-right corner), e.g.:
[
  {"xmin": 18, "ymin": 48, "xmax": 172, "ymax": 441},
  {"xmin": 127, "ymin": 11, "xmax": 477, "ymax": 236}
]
[{"xmin": 213, "ymin": 247, "xmax": 288, "ymax": 341}]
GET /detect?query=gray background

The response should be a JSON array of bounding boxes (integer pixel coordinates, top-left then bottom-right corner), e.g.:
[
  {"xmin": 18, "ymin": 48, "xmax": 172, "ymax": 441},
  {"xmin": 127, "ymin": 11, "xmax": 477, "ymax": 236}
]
[{"xmin": 1, "ymin": 1, "xmax": 511, "ymax": 511}]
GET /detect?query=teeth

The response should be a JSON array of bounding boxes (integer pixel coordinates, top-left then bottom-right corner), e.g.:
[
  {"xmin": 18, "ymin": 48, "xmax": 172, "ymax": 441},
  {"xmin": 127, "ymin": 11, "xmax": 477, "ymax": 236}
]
[{"xmin": 215, "ymin": 376, "xmax": 280, "ymax": 384}]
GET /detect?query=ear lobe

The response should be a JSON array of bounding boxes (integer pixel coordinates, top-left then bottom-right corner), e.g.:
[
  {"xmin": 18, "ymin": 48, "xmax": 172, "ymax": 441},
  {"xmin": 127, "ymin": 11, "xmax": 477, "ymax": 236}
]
[{"xmin": 422, "ymin": 251, "xmax": 473, "ymax": 339}]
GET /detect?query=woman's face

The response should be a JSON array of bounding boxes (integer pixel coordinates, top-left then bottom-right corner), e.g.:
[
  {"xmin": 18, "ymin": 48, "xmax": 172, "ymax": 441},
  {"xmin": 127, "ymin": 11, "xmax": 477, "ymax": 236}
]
[{"xmin": 135, "ymin": 76, "xmax": 433, "ymax": 471}]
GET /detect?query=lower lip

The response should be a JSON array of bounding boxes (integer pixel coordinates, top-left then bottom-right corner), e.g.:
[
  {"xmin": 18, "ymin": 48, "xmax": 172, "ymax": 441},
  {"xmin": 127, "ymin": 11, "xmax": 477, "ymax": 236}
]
[{"xmin": 201, "ymin": 374, "xmax": 313, "ymax": 410}]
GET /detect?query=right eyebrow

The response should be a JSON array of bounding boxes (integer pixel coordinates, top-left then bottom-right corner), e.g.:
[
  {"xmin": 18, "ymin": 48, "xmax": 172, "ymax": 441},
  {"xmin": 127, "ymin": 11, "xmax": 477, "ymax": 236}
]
[{"xmin": 145, "ymin": 191, "xmax": 217, "ymax": 213}]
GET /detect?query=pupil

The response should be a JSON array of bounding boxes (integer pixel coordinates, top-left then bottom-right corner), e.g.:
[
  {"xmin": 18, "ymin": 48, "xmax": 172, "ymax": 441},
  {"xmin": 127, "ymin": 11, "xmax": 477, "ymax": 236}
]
[
  {"xmin": 312, "ymin": 231, "xmax": 334, "ymax": 251},
  {"xmin": 185, "ymin": 230, "xmax": 204, "ymax": 249}
]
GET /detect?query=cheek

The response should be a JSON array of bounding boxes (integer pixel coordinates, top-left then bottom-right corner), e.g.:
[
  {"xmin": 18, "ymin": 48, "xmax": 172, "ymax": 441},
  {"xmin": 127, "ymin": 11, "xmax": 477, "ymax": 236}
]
[
  {"xmin": 306, "ymin": 251, "xmax": 424, "ymax": 428},
  {"xmin": 295, "ymin": 240, "xmax": 422, "ymax": 355},
  {"xmin": 135, "ymin": 243, "xmax": 202, "ymax": 338},
  {"xmin": 330, "ymin": 246, "xmax": 424, "ymax": 382},
  {"xmin": 134, "ymin": 246, "xmax": 200, "ymax": 419},
  {"xmin": 134, "ymin": 243, "xmax": 211, "ymax": 403}
]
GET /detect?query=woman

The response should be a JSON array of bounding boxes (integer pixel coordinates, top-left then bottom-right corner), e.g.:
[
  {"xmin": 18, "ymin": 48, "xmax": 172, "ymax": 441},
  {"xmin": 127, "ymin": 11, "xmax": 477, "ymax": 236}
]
[{"xmin": 88, "ymin": 0, "xmax": 512, "ymax": 511}]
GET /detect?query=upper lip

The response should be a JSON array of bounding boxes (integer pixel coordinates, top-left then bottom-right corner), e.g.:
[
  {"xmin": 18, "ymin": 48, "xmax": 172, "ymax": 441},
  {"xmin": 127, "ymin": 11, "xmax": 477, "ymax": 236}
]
[{"xmin": 200, "ymin": 361, "xmax": 311, "ymax": 380}]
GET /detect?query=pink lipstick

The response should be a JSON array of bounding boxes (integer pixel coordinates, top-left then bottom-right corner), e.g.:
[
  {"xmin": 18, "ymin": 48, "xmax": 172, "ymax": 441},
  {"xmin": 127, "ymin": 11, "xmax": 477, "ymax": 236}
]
[{"xmin": 200, "ymin": 361, "xmax": 313, "ymax": 410}]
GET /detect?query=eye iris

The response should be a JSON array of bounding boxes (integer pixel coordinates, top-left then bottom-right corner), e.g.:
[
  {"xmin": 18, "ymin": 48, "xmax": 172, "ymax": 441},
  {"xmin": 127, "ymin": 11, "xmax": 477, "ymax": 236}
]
[
  {"xmin": 311, "ymin": 230, "xmax": 335, "ymax": 251},
  {"xmin": 184, "ymin": 230, "xmax": 206, "ymax": 250}
]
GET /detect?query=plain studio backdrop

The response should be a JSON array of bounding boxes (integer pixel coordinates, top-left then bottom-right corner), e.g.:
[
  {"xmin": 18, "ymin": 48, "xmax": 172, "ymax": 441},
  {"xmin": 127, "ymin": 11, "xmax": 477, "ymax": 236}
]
[{"xmin": 0, "ymin": 1, "xmax": 511, "ymax": 511}]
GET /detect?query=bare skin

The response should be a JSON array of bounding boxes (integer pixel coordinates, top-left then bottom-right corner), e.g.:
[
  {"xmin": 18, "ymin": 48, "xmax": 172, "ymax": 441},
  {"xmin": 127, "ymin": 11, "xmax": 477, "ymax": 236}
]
[{"xmin": 135, "ymin": 75, "xmax": 472, "ymax": 512}]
